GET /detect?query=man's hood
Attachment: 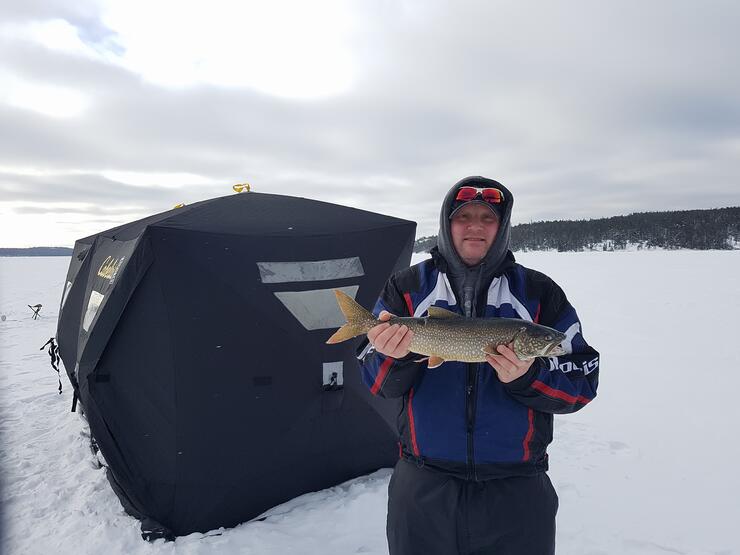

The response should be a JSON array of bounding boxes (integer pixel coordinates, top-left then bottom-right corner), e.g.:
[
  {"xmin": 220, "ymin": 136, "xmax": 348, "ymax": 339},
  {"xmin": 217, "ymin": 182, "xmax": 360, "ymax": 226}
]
[{"xmin": 436, "ymin": 176, "xmax": 514, "ymax": 278}]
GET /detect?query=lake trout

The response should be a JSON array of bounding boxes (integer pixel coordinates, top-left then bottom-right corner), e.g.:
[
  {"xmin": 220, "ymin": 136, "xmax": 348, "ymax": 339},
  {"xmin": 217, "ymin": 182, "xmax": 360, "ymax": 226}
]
[{"xmin": 326, "ymin": 289, "xmax": 566, "ymax": 368}]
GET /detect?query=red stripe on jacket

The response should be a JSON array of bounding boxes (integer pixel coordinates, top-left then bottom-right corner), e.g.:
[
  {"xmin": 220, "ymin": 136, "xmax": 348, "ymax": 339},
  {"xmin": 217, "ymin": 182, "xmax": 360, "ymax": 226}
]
[
  {"xmin": 403, "ymin": 292, "xmax": 414, "ymax": 316},
  {"xmin": 408, "ymin": 387, "xmax": 420, "ymax": 456},
  {"xmin": 531, "ymin": 380, "xmax": 592, "ymax": 406},
  {"xmin": 522, "ymin": 408, "xmax": 535, "ymax": 461},
  {"xmin": 370, "ymin": 357, "xmax": 394, "ymax": 396},
  {"xmin": 399, "ymin": 292, "xmax": 420, "ymax": 456},
  {"xmin": 370, "ymin": 291, "xmax": 413, "ymax": 397},
  {"xmin": 521, "ymin": 304, "xmax": 541, "ymax": 461}
]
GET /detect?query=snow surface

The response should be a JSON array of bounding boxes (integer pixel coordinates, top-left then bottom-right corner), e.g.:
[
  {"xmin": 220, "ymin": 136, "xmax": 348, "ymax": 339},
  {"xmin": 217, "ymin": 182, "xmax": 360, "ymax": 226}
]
[{"xmin": 1, "ymin": 252, "xmax": 739, "ymax": 555}]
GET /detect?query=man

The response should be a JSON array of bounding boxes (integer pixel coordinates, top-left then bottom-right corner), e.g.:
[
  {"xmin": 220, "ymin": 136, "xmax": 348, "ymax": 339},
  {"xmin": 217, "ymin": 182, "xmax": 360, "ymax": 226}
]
[{"xmin": 357, "ymin": 176, "xmax": 600, "ymax": 555}]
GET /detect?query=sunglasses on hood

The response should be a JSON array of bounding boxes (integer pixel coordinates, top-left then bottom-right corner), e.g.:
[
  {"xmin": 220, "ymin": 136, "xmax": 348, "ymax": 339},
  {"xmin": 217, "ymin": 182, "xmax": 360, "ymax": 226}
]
[{"xmin": 454, "ymin": 186, "xmax": 505, "ymax": 204}]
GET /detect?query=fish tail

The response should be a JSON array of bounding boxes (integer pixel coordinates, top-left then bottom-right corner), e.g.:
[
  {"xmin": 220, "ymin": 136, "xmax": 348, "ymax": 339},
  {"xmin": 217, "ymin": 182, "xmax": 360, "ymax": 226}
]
[{"xmin": 325, "ymin": 290, "xmax": 376, "ymax": 344}]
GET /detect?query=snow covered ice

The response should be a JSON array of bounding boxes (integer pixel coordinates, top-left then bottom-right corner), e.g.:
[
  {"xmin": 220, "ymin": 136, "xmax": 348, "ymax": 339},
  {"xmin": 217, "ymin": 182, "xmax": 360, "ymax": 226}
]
[{"xmin": 1, "ymin": 252, "xmax": 739, "ymax": 555}]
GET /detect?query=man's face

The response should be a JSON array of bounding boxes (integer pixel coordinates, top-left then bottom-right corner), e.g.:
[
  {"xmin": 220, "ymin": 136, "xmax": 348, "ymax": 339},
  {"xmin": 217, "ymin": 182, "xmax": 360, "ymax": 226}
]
[{"xmin": 450, "ymin": 202, "xmax": 500, "ymax": 266}]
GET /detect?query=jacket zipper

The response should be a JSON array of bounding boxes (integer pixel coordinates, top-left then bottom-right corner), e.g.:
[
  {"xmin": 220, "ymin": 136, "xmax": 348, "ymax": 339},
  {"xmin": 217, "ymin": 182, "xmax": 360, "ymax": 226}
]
[
  {"xmin": 466, "ymin": 362, "xmax": 478, "ymax": 480},
  {"xmin": 465, "ymin": 271, "xmax": 485, "ymax": 481}
]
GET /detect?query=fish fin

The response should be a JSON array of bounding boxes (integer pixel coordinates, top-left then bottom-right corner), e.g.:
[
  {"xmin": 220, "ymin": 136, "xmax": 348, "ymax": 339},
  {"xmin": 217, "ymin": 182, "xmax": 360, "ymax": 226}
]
[
  {"xmin": 427, "ymin": 306, "xmax": 461, "ymax": 319},
  {"xmin": 512, "ymin": 331, "xmax": 528, "ymax": 360},
  {"xmin": 427, "ymin": 356, "xmax": 445, "ymax": 368},
  {"xmin": 326, "ymin": 323, "xmax": 366, "ymax": 344},
  {"xmin": 325, "ymin": 290, "xmax": 375, "ymax": 344},
  {"xmin": 414, "ymin": 357, "xmax": 430, "ymax": 363},
  {"xmin": 481, "ymin": 344, "xmax": 500, "ymax": 356}
]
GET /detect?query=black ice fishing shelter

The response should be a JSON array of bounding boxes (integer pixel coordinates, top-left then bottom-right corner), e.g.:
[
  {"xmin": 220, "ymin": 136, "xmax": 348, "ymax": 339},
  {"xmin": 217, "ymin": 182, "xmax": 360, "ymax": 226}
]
[{"xmin": 56, "ymin": 192, "xmax": 415, "ymax": 539}]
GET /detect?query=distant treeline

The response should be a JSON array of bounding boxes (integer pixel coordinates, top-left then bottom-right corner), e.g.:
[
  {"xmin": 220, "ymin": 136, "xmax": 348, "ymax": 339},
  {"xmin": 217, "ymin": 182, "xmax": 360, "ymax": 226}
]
[
  {"xmin": 414, "ymin": 207, "xmax": 740, "ymax": 252},
  {"xmin": 0, "ymin": 247, "xmax": 73, "ymax": 257}
]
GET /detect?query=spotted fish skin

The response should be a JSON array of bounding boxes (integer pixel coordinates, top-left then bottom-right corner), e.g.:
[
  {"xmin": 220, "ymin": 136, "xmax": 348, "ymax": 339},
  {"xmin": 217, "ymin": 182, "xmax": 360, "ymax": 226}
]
[{"xmin": 326, "ymin": 290, "xmax": 566, "ymax": 362}]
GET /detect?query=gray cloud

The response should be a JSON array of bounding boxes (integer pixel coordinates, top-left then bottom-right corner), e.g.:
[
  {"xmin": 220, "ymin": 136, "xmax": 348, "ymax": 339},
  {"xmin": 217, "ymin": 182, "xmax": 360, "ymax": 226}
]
[
  {"xmin": 1, "ymin": 0, "xmax": 739, "ymax": 246},
  {"xmin": 0, "ymin": 171, "xmax": 220, "ymax": 209}
]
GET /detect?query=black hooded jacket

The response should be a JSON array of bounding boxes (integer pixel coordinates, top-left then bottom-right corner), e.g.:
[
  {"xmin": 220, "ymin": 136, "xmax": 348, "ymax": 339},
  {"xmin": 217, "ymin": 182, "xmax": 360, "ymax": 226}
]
[{"xmin": 358, "ymin": 177, "xmax": 600, "ymax": 480}]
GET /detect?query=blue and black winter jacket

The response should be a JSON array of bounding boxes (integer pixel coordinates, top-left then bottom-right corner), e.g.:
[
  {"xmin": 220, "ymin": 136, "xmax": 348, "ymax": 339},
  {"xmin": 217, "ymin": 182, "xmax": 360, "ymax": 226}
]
[{"xmin": 357, "ymin": 250, "xmax": 600, "ymax": 480}]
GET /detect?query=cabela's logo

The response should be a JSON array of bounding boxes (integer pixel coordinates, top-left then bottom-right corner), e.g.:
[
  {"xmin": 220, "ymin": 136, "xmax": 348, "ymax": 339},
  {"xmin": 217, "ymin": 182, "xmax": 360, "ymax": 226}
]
[{"xmin": 97, "ymin": 256, "xmax": 126, "ymax": 282}]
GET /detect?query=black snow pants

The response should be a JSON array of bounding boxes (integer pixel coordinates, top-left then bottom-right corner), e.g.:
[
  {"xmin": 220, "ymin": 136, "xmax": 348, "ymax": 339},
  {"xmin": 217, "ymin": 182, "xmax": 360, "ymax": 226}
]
[{"xmin": 387, "ymin": 459, "xmax": 559, "ymax": 555}]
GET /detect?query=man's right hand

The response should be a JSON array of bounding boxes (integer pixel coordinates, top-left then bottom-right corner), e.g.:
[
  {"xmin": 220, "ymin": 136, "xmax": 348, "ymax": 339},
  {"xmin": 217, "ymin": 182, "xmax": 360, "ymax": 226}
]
[{"xmin": 367, "ymin": 311, "xmax": 414, "ymax": 359}]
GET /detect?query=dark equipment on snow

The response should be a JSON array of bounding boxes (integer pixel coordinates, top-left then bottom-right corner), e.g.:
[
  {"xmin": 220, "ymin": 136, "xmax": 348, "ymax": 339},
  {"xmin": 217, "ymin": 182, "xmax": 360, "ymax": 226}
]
[
  {"xmin": 40, "ymin": 337, "xmax": 62, "ymax": 394},
  {"xmin": 28, "ymin": 304, "xmax": 42, "ymax": 319},
  {"xmin": 55, "ymin": 192, "xmax": 415, "ymax": 540}
]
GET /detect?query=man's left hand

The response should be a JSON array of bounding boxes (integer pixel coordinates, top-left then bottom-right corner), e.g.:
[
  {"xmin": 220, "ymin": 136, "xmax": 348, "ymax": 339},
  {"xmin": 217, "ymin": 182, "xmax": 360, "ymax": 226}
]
[{"xmin": 485, "ymin": 343, "xmax": 534, "ymax": 384}]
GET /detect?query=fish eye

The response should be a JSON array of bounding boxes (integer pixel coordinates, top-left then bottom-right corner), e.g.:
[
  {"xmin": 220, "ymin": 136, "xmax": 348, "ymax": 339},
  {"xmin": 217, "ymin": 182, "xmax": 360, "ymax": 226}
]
[{"xmin": 545, "ymin": 335, "xmax": 552, "ymax": 341}]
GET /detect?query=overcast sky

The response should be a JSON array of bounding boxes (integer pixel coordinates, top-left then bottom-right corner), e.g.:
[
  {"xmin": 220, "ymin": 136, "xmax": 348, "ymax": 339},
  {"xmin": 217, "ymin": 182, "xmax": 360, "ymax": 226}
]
[{"xmin": 1, "ymin": 0, "xmax": 738, "ymax": 247}]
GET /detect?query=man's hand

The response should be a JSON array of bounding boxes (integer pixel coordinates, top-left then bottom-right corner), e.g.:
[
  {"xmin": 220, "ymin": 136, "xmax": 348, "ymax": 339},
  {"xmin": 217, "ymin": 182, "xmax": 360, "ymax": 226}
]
[
  {"xmin": 367, "ymin": 311, "xmax": 414, "ymax": 359},
  {"xmin": 485, "ymin": 343, "xmax": 534, "ymax": 384}
]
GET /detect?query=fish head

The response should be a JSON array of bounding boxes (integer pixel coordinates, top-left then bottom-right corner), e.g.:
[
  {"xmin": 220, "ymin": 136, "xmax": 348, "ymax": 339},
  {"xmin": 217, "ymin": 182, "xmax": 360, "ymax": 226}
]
[{"xmin": 513, "ymin": 325, "xmax": 567, "ymax": 359}]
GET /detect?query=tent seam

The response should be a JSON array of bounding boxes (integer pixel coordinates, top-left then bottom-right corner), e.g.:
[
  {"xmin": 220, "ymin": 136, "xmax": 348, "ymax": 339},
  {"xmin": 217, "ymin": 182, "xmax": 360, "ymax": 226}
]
[{"xmin": 149, "ymin": 231, "xmax": 180, "ymax": 526}]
